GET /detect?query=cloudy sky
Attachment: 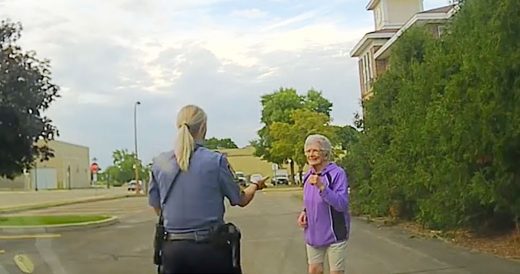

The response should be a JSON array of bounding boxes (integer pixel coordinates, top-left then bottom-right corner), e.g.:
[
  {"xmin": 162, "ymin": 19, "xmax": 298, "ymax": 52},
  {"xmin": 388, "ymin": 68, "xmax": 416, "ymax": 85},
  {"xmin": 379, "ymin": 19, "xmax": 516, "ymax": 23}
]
[{"xmin": 1, "ymin": 0, "xmax": 449, "ymax": 168}]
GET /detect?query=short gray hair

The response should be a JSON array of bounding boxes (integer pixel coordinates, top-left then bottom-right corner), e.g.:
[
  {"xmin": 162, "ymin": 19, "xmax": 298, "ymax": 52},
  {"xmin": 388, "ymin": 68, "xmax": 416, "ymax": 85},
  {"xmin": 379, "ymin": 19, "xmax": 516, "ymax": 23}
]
[{"xmin": 304, "ymin": 134, "xmax": 332, "ymax": 159}]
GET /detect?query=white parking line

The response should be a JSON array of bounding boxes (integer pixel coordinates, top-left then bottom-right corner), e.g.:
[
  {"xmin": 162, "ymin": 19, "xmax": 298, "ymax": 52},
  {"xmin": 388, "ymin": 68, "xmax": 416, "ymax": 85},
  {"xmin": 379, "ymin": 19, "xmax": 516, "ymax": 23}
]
[{"xmin": 0, "ymin": 234, "xmax": 61, "ymax": 240}]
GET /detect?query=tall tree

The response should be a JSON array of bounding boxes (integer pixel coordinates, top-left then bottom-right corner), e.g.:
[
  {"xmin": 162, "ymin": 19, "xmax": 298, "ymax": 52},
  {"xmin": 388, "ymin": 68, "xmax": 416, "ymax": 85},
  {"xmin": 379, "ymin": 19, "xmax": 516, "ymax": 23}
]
[
  {"xmin": 110, "ymin": 149, "xmax": 148, "ymax": 183},
  {"xmin": 204, "ymin": 137, "xmax": 238, "ymax": 149},
  {"xmin": 0, "ymin": 20, "xmax": 60, "ymax": 178},
  {"xmin": 260, "ymin": 88, "xmax": 303, "ymax": 125},
  {"xmin": 253, "ymin": 87, "xmax": 335, "ymax": 184},
  {"xmin": 304, "ymin": 89, "xmax": 333, "ymax": 117},
  {"xmin": 270, "ymin": 109, "xmax": 336, "ymax": 183},
  {"xmin": 252, "ymin": 88, "xmax": 304, "ymax": 165}
]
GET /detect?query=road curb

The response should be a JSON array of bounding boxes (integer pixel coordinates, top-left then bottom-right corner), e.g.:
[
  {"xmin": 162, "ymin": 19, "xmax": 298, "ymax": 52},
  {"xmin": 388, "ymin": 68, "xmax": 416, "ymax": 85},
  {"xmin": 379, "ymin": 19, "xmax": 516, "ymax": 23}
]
[
  {"xmin": 0, "ymin": 194, "xmax": 144, "ymax": 214},
  {"xmin": 355, "ymin": 215, "xmax": 396, "ymax": 226},
  {"xmin": 0, "ymin": 216, "xmax": 119, "ymax": 234}
]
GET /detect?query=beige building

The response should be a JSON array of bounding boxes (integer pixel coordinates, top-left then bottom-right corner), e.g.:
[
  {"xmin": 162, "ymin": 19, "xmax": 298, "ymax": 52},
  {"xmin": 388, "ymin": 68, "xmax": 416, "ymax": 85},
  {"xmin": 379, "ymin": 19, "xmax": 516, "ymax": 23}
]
[
  {"xmin": 350, "ymin": 0, "xmax": 457, "ymax": 101},
  {"xmin": 0, "ymin": 140, "xmax": 90, "ymax": 190},
  {"xmin": 218, "ymin": 146, "xmax": 280, "ymax": 178},
  {"xmin": 217, "ymin": 146, "xmax": 301, "ymax": 180}
]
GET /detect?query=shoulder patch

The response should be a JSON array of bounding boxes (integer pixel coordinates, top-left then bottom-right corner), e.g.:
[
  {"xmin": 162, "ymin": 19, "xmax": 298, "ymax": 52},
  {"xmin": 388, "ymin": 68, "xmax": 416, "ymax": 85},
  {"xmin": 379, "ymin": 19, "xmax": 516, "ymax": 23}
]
[{"xmin": 218, "ymin": 153, "xmax": 237, "ymax": 181}]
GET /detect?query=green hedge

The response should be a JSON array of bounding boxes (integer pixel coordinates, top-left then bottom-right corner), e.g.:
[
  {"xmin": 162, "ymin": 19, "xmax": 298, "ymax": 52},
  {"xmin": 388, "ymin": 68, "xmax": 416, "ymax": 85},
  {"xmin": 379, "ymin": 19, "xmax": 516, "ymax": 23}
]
[{"xmin": 343, "ymin": 0, "xmax": 520, "ymax": 231}]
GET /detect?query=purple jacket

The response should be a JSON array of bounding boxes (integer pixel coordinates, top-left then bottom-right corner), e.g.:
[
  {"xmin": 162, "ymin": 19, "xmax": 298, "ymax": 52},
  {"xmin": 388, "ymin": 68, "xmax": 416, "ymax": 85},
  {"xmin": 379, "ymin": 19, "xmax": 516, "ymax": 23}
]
[{"xmin": 303, "ymin": 162, "xmax": 350, "ymax": 247}]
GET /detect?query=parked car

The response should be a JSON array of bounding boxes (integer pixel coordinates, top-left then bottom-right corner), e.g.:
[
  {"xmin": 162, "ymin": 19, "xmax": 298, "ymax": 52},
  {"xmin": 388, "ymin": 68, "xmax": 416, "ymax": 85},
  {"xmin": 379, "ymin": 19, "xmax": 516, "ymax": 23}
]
[
  {"xmin": 127, "ymin": 180, "xmax": 142, "ymax": 191},
  {"xmin": 235, "ymin": 171, "xmax": 247, "ymax": 187},
  {"xmin": 272, "ymin": 170, "xmax": 289, "ymax": 185}
]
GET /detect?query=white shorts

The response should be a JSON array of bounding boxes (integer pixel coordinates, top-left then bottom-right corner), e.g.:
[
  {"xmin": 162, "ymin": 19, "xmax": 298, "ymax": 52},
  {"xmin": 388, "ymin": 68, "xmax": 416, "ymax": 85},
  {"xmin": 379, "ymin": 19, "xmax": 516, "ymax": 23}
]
[{"xmin": 306, "ymin": 241, "xmax": 347, "ymax": 272}]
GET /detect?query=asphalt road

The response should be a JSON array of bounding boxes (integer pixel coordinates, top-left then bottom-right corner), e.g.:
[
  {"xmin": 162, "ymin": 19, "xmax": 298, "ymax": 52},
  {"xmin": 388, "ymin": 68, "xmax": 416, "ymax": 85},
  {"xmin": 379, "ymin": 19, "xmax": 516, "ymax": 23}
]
[{"xmin": 1, "ymin": 192, "xmax": 520, "ymax": 274}]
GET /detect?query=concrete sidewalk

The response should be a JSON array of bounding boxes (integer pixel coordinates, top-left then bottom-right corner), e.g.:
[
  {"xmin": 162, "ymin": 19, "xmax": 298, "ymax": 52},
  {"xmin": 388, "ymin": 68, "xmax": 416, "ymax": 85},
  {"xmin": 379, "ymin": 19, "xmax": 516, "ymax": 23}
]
[{"xmin": 0, "ymin": 188, "xmax": 135, "ymax": 213}]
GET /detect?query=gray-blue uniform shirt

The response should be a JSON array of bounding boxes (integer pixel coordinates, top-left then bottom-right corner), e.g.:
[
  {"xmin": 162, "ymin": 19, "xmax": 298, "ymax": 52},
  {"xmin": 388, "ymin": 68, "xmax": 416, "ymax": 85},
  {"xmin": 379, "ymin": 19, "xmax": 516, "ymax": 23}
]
[{"xmin": 148, "ymin": 144, "xmax": 242, "ymax": 233}]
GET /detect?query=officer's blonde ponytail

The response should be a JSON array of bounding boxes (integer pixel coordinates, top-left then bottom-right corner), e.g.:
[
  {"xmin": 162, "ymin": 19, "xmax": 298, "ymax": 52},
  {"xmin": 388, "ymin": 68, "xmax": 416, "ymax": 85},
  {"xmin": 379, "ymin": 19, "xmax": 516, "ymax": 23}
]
[{"xmin": 175, "ymin": 105, "xmax": 207, "ymax": 171}]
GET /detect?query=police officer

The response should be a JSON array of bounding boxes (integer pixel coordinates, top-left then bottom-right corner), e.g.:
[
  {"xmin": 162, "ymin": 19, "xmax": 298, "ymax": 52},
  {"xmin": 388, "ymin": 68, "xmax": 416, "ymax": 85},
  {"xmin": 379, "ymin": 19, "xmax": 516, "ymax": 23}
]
[{"xmin": 148, "ymin": 104, "xmax": 268, "ymax": 274}]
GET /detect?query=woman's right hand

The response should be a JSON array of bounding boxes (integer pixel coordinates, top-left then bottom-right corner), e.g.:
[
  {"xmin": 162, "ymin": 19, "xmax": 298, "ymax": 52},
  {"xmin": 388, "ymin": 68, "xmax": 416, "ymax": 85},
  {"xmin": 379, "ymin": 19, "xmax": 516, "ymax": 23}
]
[{"xmin": 297, "ymin": 210, "xmax": 307, "ymax": 228}]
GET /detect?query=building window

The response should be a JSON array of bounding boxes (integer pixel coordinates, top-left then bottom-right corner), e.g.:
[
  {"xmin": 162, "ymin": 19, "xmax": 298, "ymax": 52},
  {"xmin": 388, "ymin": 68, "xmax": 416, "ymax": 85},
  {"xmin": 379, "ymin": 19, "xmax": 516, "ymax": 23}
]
[
  {"xmin": 363, "ymin": 52, "xmax": 374, "ymax": 89},
  {"xmin": 359, "ymin": 58, "xmax": 365, "ymax": 93},
  {"xmin": 363, "ymin": 54, "xmax": 370, "ymax": 91},
  {"xmin": 367, "ymin": 51, "xmax": 373, "ymax": 84}
]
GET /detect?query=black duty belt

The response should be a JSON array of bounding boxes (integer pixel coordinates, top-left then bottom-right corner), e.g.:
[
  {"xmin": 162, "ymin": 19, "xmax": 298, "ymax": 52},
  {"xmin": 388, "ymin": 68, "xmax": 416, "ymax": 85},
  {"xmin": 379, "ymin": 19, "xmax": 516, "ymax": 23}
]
[{"xmin": 165, "ymin": 230, "xmax": 212, "ymax": 242}]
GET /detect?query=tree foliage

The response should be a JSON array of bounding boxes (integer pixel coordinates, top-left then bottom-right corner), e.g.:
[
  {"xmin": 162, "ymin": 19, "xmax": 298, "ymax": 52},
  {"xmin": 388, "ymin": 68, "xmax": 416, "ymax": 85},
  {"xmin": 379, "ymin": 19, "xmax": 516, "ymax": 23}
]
[
  {"xmin": 100, "ymin": 149, "xmax": 149, "ymax": 185},
  {"xmin": 204, "ymin": 137, "xmax": 238, "ymax": 149},
  {"xmin": 332, "ymin": 125, "xmax": 360, "ymax": 152},
  {"xmin": 270, "ymin": 109, "xmax": 336, "ymax": 181},
  {"xmin": 345, "ymin": 0, "xmax": 520, "ymax": 231},
  {"xmin": 253, "ymin": 88, "xmax": 332, "ymax": 160},
  {"xmin": 304, "ymin": 89, "xmax": 333, "ymax": 117},
  {"xmin": 253, "ymin": 87, "xmax": 336, "ymax": 184},
  {"xmin": 0, "ymin": 20, "xmax": 60, "ymax": 178}
]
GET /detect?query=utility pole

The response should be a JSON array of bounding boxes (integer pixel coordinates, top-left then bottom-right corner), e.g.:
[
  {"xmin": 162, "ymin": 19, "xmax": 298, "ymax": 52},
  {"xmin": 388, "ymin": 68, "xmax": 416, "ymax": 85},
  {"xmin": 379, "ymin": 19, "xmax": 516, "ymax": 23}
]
[{"xmin": 134, "ymin": 101, "xmax": 141, "ymax": 194}]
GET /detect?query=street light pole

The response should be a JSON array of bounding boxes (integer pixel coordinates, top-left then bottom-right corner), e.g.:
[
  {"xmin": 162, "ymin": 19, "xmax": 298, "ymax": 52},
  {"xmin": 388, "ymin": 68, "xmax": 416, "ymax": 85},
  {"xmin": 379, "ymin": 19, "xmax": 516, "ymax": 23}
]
[{"xmin": 134, "ymin": 101, "xmax": 141, "ymax": 194}]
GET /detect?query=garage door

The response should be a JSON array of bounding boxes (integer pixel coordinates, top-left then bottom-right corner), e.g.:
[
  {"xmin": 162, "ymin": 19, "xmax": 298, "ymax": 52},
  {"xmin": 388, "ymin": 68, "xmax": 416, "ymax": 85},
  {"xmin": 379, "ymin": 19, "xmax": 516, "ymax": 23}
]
[{"xmin": 31, "ymin": 168, "xmax": 57, "ymax": 190}]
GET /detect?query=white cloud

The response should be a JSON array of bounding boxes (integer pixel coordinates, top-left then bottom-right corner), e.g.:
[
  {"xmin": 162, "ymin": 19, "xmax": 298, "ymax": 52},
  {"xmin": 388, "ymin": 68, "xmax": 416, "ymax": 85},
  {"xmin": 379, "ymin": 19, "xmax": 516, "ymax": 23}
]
[
  {"xmin": 259, "ymin": 23, "xmax": 367, "ymax": 53},
  {"xmin": 261, "ymin": 10, "xmax": 320, "ymax": 31},
  {"xmin": 0, "ymin": 0, "xmax": 366, "ymax": 167},
  {"xmin": 230, "ymin": 8, "xmax": 267, "ymax": 19}
]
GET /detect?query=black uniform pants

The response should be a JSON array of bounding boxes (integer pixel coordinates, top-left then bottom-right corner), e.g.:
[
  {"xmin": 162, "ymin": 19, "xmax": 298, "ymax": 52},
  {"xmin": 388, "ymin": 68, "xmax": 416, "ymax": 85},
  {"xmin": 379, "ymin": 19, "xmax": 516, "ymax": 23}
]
[{"xmin": 161, "ymin": 240, "xmax": 234, "ymax": 274}]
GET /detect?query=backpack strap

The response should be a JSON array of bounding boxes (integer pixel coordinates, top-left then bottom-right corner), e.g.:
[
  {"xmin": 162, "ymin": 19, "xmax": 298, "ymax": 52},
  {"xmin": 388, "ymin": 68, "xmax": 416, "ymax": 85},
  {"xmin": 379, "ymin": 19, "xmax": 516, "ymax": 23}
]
[
  {"xmin": 302, "ymin": 171, "xmax": 312, "ymax": 186},
  {"xmin": 324, "ymin": 172, "xmax": 333, "ymax": 190}
]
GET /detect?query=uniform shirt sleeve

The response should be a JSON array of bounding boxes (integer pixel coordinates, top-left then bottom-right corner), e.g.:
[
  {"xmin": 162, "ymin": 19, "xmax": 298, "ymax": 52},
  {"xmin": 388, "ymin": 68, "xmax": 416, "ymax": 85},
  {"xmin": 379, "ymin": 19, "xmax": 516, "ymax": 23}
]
[
  {"xmin": 218, "ymin": 155, "xmax": 242, "ymax": 206},
  {"xmin": 148, "ymin": 170, "xmax": 161, "ymax": 209},
  {"xmin": 319, "ymin": 169, "xmax": 349, "ymax": 212}
]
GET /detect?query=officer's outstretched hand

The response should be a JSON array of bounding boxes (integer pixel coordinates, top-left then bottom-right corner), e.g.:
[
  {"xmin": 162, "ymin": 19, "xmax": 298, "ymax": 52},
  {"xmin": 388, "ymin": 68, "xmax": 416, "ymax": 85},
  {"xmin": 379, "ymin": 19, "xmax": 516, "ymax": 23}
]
[{"xmin": 252, "ymin": 176, "xmax": 269, "ymax": 190}]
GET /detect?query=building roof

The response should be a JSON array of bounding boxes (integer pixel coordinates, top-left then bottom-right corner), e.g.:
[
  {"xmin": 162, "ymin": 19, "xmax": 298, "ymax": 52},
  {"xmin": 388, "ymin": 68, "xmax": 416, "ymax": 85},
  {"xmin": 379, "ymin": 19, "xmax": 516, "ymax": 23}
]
[
  {"xmin": 216, "ymin": 146, "xmax": 255, "ymax": 157},
  {"xmin": 36, "ymin": 139, "xmax": 90, "ymax": 150},
  {"xmin": 419, "ymin": 5, "xmax": 456, "ymax": 14},
  {"xmin": 374, "ymin": 5, "xmax": 457, "ymax": 60},
  {"xmin": 352, "ymin": 3, "xmax": 458, "ymax": 58},
  {"xmin": 367, "ymin": 28, "xmax": 400, "ymax": 34},
  {"xmin": 349, "ymin": 29, "xmax": 399, "ymax": 57},
  {"xmin": 366, "ymin": 0, "xmax": 380, "ymax": 10}
]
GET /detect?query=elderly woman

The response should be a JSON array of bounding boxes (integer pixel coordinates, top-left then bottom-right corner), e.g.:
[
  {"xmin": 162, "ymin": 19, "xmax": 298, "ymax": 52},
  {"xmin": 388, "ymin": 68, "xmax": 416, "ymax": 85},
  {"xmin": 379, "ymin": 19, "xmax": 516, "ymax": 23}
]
[{"xmin": 297, "ymin": 134, "xmax": 350, "ymax": 274}]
